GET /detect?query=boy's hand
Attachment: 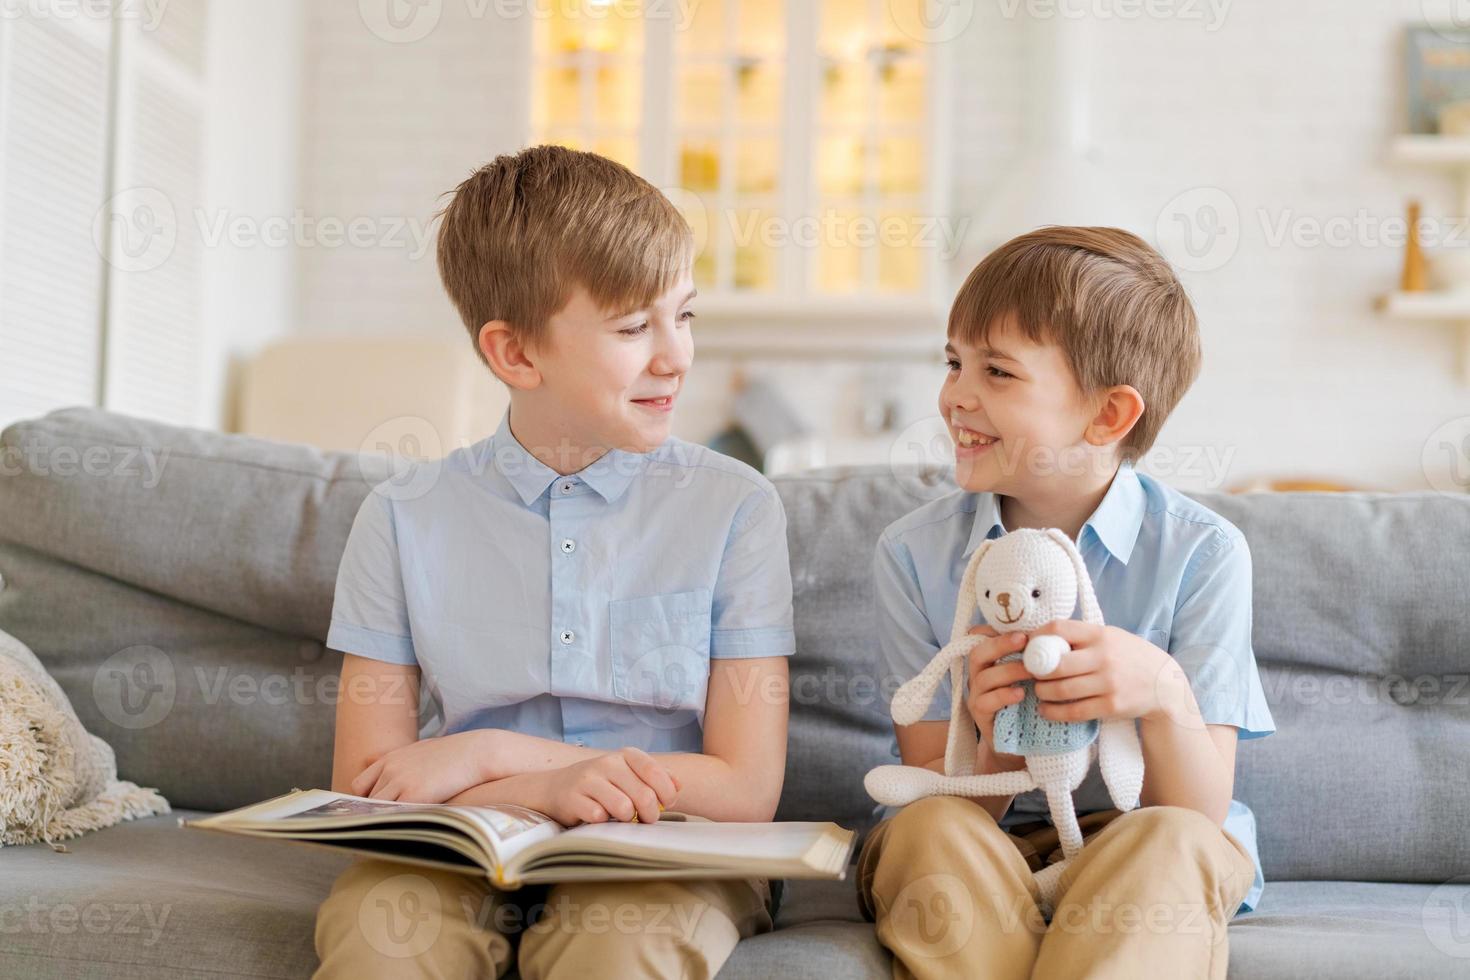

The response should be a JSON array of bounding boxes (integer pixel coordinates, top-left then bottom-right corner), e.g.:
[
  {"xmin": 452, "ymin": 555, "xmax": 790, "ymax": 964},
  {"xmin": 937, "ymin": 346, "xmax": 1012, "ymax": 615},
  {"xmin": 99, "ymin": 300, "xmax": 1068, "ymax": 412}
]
[
  {"xmin": 1026, "ymin": 621, "xmax": 1196, "ymax": 724},
  {"xmin": 964, "ymin": 625, "xmax": 1031, "ymax": 771},
  {"xmin": 532, "ymin": 747, "xmax": 680, "ymax": 826},
  {"xmin": 351, "ymin": 730, "xmax": 493, "ymax": 803}
]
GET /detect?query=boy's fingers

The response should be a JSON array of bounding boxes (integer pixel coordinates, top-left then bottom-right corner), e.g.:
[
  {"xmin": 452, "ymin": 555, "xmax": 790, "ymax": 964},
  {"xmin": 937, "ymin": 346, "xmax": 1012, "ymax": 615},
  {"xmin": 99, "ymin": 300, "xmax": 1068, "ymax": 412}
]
[
  {"xmin": 1036, "ymin": 647, "xmax": 1103, "ymax": 679},
  {"xmin": 649, "ymin": 768, "xmax": 680, "ymax": 810},
  {"xmin": 968, "ymin": 631, "xmax": 1027, "ymax": 673},
  {"xmin": 588, "ymin": 780, "xmax": 638, "ymax": 823},
  {"xmin": 971, "ymin": 687, "xmax": 1026, "ymax": 716},
  {"xmin": 973, "ymin": 658, "xmax": 1032, "ymax": 692},
  {"xmin": 625, "ymin": 752, "xmax": 678, "ymax": 810},
  {"xmin": 1038, "ymin": 695, "xmax": 1111, "ymax": 723},
  {"xmin": 622, "ymin": 745, "xmax": 679, "ymax": 800},
  {"xmin": 1029, "ymin": 619, "xmax": 1100, "ymax": 644},
  {"xmin": 350, "ymin": 761, "xmax": 377, "ymax": 795},
  {"xmin": 1033, "ymin": 672, "xmax": 1109, "ymax": 703}
]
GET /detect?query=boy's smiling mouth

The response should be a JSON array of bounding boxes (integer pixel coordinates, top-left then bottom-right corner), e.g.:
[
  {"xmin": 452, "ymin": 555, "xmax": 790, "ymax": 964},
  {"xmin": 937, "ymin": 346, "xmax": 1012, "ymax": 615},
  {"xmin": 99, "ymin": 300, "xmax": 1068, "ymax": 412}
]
[
  {"xmin": 632, "ymin": 394, "xmax": 677, "ymax": 413},
  {"xmin": 950, "ymin": 420, "xmax": 998, "ymax": 455}
]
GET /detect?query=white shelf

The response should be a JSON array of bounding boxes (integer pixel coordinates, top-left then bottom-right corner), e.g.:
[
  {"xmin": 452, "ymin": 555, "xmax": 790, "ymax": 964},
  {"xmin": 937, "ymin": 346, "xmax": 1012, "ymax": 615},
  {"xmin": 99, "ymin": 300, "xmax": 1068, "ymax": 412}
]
[
  {"xmin": 1389, "ymin": 134, "xmax": 1470, "ymax": 167},
  {"xmin": 1377, "ymin": 290, "xmax": 1470, "ymax": 319}
]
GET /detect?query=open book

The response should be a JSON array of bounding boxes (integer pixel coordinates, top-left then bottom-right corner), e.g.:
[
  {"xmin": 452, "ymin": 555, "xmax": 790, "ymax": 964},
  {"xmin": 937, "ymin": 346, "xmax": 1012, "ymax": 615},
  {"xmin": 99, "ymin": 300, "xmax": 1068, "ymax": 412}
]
[{"xmin": 183, "ymin": 789, "xmax": 856, "ymax": 889}]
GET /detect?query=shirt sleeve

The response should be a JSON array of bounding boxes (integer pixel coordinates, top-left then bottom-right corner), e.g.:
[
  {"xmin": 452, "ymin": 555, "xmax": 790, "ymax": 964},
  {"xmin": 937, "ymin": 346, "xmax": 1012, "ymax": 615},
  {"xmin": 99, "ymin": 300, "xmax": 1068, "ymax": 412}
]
[
  {"xmin": 874, "ymin": 530, "xmax": 950, "ymax": 722},
  {"xmin": 709, "ymin": 485, "xmax": 796, "ymax": 659},
  {"xmin": 325, "ymin": 489, "xmax": 417, "ymax": 666},
  {"xmin": 1169, "ymin": 528, "xmax": 1275, "ymax": 739}
]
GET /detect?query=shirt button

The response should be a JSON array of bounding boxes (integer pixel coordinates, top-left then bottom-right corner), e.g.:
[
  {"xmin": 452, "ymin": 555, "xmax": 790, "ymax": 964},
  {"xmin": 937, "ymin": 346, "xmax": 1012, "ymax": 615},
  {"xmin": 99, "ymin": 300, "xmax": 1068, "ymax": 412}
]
[
  {"xmin": 560, "ymin": 482, "xmax": 574, "ymax": 494},
  {"xmin": 559, "ymin": 630, "xmax": 574, "ymax": 644},
  {"xmin": 574, "ymin": 738, "xmax": 585, "ymax": 747},
  {"xmin": 561, "ymin": 538, "xmax": 576, "ymax": 554}
]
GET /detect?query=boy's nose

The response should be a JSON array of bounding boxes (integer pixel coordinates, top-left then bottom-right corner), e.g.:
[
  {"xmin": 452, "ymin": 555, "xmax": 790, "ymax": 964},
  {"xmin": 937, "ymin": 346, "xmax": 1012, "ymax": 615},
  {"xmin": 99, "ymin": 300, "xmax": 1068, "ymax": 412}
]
[
  {"xmin": 651, "ymin": 337, "xmax": 691, "ymax": 376},
  {"xmin": 946, "ymin": 387, "xmax": 980, "ymax": 414}
]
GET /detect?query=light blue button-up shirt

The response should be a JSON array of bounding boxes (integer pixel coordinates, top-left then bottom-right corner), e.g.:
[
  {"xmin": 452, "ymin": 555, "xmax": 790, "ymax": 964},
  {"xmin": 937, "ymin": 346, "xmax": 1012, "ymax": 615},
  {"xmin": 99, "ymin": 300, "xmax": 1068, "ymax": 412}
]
[
  {"xmin": 873, "ymin": 461, "xmax": 1276, "ymax": 914},
  {"xmin": 327, "ymin": 410, "xmax": 796, "ymax": 755}
]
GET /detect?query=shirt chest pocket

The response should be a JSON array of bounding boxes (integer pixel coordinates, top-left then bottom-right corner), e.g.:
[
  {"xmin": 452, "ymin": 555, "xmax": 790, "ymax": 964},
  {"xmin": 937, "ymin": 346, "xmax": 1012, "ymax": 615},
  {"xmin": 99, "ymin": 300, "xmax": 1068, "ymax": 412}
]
[{"xmin": 608, "ymin": 589, "xmax": 713, "ymax": 710}]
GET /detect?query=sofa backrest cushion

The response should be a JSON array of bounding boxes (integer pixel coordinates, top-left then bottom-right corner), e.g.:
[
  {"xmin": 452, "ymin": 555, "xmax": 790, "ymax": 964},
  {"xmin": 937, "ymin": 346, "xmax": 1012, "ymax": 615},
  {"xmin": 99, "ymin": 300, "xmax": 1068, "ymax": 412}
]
[{"xmin": 3, "ymin": 408, "xmax": 1468, "ymax": 883}]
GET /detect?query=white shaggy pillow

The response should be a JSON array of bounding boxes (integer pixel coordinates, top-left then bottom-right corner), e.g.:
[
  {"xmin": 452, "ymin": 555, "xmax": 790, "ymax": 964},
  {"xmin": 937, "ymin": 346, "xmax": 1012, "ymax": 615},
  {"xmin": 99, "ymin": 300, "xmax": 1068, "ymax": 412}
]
[{"xmin": 0, "ymin": 627, "xmax": 169, "ymax": 848}]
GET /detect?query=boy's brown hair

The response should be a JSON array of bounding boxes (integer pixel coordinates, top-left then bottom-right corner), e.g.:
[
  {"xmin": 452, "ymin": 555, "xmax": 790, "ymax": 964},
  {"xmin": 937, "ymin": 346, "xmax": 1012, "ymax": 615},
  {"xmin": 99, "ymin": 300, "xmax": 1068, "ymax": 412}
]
[
  {"xmin": 949, "ymin": 226, "xmax": 1200, "ymax": 462},
  {"xmin": 434, "ymin": 145, "xmax": 692, "ymax": 360}
]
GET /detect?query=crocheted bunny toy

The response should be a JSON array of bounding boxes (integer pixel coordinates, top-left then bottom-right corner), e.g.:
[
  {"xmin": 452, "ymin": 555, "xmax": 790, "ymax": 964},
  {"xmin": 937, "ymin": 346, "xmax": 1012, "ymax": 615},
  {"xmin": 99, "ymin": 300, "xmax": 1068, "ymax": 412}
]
[{"xmin": 865, "ymin": 527, "xmax": 1145, "ymax": 908}]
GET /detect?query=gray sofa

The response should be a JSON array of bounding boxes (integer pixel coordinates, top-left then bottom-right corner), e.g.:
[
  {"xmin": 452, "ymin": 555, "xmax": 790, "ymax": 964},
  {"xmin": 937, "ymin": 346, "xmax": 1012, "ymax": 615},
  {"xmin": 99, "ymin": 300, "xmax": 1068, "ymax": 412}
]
[{"xmin": 1, "ymin": 406, "xmax": 1467, "ymax": 979}]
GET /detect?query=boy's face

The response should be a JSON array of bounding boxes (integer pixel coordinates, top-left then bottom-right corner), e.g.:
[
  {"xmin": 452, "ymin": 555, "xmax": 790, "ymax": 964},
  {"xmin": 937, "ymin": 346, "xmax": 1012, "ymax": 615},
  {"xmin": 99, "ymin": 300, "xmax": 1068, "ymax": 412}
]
[
  {"xmin": 940, "ymin": 316, "xmax": 1105, "ymax": 494},
  {"xmin": 527, "ymin": 271, "xmax": 697, "ymax": 457}
]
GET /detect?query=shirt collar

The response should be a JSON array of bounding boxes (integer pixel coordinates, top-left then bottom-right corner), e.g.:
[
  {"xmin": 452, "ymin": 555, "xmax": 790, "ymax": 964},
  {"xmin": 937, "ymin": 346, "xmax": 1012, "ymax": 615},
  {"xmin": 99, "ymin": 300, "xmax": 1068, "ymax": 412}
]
[
  {"xmin": 490, "ymin": 410, "xmax": 645, "ymax": 506},
  {"xmin": 961, "ymin": 461, "xmax": 1146, "ymax": 565}
]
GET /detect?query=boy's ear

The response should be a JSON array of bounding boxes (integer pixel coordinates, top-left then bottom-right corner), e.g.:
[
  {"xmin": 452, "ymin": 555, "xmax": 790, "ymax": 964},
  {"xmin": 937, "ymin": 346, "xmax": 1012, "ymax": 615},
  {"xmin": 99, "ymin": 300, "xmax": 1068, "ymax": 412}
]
[
  {"xmin": 478, "ymin": 320, "xmax": 543, "ymax": 391},
  {"xmin": 1084, "ymin": 384, "xmax": 1145, "ymax": 447}
]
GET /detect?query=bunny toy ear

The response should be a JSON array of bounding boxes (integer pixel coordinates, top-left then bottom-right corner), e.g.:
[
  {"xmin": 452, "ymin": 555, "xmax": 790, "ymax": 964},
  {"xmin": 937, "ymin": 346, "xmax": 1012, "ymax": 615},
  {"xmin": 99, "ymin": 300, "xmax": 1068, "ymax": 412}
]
[
  {"xmin": 1044, "ymin": 528, "xmax": 1103, "ymax": 625},
  {"xmin": 951, "ymin": 536, "xmax": 997, "ymax": 642}
]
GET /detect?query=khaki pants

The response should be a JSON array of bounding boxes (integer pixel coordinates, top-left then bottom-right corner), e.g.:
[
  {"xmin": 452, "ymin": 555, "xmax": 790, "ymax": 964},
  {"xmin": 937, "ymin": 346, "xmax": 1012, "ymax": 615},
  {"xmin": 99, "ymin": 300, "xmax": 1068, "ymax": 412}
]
[
  {"xmin": 313, "ymin": 859, "xmax": 772, "ymax": 980},
  {"xmin": 857, "ymin": 797, "xmax": 1257, "ymax": 980}
]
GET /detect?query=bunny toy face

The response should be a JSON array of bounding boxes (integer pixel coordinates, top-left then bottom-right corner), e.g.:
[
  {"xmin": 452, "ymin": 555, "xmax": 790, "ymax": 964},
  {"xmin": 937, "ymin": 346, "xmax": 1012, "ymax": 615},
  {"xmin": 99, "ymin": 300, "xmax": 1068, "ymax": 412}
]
[{"xmin": 971, "ymin": 528, "xmax": 1083, "ymax": 633}]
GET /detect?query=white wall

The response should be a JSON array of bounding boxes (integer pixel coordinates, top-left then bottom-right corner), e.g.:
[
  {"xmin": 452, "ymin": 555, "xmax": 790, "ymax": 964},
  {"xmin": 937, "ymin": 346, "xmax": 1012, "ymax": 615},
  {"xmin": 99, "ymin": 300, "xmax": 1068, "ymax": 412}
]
[
  {"xmin": 197, "ymin": 0, "xmax": 305, "ymax": 431},
  {"xmin": 293, "ymin": 0, "xmax": 1468, "ymax": 492}
]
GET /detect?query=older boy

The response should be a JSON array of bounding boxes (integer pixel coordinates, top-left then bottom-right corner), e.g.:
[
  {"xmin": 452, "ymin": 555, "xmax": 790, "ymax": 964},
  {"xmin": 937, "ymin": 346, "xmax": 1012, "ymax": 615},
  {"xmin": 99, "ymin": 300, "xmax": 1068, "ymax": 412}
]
[
  {"xmin": 861, "ymin": 227, "xmax": 1275, "ymax": 979},
  {"xmin": 312, "ymin": 146, "xmax": 794, "ymax": 979}
]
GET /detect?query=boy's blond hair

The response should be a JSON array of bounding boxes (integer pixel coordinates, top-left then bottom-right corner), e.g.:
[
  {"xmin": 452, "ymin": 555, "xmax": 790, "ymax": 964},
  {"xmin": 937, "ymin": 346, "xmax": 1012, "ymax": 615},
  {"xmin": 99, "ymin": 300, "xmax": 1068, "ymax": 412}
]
[
  {"xmin": 949, "ymin": 226, "xmax": 1200, "ymax": 461},
  {"xmin": 434, "ymin": 145, "xmax": 692, "ymax": 359}
]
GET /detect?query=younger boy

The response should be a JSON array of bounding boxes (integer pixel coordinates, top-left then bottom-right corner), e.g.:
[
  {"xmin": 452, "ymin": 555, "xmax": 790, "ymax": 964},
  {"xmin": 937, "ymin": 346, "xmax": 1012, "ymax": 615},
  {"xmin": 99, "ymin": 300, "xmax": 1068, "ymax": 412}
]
[
  {"xmin": 861, "ymin": 227, "xmax": 1275, "ymax": 979},
  {"xmin": 312, "ymin": 146, "xmax": 795, "ymax": 979}
]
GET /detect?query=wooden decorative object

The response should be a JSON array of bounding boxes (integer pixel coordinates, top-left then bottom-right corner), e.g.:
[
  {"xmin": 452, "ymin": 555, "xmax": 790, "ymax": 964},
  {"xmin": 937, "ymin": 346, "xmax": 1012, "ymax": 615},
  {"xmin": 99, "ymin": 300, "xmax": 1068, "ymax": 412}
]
[{"xmin": 1402, "ymin": 199, "xmax": 1429, "ymax": 292}]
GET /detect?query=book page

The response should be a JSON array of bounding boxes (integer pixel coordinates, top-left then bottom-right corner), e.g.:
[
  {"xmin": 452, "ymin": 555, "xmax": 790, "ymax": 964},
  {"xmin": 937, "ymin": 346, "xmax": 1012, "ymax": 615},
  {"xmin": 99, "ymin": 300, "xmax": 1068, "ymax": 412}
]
[
  {"xmin": 561, "ymin": 819, "xmax": 828, "ymax": 861},
  {"xmin": 210, "ymin": 789, "xmax": 561, "ymax": 861}
]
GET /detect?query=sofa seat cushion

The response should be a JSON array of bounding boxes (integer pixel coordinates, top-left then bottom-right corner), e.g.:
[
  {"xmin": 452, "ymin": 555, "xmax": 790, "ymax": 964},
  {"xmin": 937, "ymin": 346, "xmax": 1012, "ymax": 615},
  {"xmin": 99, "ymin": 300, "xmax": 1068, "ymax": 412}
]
[
  {"xmin": 0, "ymin": 815, "xmax": 888, "ymax": 979},
  {"xmin": 1229, "ymin": 879, "xmax": 1470, "ymax": 979},
  {"xmin": 0, "ymin": 811, "xmax": 352, "ymax": 979},
  {"xmin": 4, "ymin": 814, "xmax": 1466, "ymax": 980}
]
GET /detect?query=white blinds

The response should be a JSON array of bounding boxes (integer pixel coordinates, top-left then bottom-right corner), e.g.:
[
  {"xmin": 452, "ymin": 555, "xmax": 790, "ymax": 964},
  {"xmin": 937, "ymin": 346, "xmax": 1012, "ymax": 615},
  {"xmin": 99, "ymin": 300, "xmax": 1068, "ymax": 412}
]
[
  {"xmin": 0, "ymin": 1, "xmax": 209, "ymax": 431},
  {"xmin": 0, "ymin": 13, "xmax": 112, "ymax": 426},
  {"xmin": 101, "ymin": 14, "xmax": 206, "ymax": 423}
]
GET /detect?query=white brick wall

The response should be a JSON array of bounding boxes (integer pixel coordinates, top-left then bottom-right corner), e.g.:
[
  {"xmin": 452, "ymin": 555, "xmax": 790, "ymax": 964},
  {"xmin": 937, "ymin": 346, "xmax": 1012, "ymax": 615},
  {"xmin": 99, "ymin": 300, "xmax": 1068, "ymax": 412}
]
[{"xmin": 296, "ymin": 0, "xmax": 1468, "ymax": 492}]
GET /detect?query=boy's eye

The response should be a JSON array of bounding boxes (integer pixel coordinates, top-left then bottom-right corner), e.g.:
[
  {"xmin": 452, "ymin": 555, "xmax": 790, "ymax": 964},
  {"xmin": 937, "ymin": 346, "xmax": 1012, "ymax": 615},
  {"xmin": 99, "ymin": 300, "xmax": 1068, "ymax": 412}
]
[
  {"xmin": 619, "ymin": 323, "xmax": 649, "ymax": 336},
  {"xmin": 945, "ymin": 358, "xmax": 961, "ymax": 372},
  {"xmin": 986, "ymin": 365, "xmax": 1013, "ymax": 379},
  {"xmin": 679, "ymin": 310, "xmax": 697, "ymax": 325}
]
